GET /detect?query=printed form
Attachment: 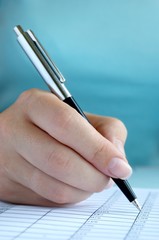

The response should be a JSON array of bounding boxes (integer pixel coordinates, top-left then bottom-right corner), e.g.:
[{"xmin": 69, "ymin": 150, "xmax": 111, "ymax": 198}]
[{"xmin": 0, "ymin": 187, "xmax": 159, "ymax": 240}]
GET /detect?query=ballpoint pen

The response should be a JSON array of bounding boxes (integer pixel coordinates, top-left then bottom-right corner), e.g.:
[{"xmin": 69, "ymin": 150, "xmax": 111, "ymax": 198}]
[{"xmin": 14, "ymin": 25, "xmax": 141, "ymax": 211}]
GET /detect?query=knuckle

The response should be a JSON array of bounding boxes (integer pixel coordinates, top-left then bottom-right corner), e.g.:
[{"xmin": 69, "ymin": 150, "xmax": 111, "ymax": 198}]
[
  {"xmin": 113, "ymin": 118, "xmax": 127, "ymax": 134},
  {"xmin": 0, "ymin": 90, "xmax": 39, "ymax": 140},
  {"xmin": 17, "ymin": 89, "xmax": 38, "ymax": 105},
  {"xmin": 91, "ymin": 140, "xmax": 108, "ymax": 164},
  {"xmin": 108, "ymin": 117, "xmax": 128, "ymax": 141},
  {"xmin": 17, "ymin": 89, "xmax": 40, "ymax": 115},
  {"xmin": 56, "ymin": 107, "xmax": 75, "ymax": 134},
  {"xmin": 47, "ymin": 149, "xmax": 72, "ymax": 173}
]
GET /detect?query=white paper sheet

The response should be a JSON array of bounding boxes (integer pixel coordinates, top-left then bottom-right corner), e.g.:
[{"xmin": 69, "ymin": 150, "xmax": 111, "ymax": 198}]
[{"xmin": 0, "ymin": 187, "xmax": 159, "ymax": 240}]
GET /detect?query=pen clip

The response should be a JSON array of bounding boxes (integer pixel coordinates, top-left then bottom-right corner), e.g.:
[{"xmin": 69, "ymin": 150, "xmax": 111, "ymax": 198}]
[{"xmin": 27, "ymin": 29, "xmax": 65, "ymax": 83}]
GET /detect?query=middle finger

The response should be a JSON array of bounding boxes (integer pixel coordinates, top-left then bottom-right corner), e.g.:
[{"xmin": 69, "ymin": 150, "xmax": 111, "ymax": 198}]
[{"xmin": 13, "ymin": 121, "xmax": 109, "ymax": 193}]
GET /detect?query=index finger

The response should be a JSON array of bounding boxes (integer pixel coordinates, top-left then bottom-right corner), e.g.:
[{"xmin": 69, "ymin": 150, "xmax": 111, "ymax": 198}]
[{"xmin": 19, "ymin": 89, "xmax": 132, "ymax": 179}]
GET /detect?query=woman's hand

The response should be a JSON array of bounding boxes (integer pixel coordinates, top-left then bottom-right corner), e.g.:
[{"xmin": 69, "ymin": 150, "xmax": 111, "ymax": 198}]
[{"xmin": 0, "ymin": 89, "xmax": 132, "ymax": 206}]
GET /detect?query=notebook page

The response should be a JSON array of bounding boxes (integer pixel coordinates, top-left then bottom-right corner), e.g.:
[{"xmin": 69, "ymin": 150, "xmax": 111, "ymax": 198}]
[{"xmin": 0, "ymin": 188, "xmax": 159, "ymax": 240}]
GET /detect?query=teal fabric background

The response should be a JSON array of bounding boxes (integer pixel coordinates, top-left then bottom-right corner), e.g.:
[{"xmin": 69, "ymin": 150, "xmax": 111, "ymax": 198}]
[{"xmin": 1, "ymin": 0, "xmax": 159, "ymax": 166}]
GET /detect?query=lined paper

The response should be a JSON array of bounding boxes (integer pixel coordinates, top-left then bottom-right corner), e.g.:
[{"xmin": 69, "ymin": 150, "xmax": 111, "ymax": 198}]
[{"xmin": 0, "ymin": 188, "xmax": 159, "ymax": 240}]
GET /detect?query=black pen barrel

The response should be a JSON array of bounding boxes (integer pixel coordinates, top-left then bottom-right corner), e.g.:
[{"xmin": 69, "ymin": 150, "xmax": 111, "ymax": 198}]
[
  {"xmin": 113, "ymin": 178, "xmax": 136, "ymax": 202},
  {"xmin": 63, "ymin": 96, "xmax": 136, "ymax": 203}
]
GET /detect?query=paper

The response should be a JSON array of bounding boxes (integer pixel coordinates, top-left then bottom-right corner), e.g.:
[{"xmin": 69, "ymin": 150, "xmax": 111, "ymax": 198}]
[{"xmin": 0, "ymin": 187, "xmax": 159, "ymax": 240}]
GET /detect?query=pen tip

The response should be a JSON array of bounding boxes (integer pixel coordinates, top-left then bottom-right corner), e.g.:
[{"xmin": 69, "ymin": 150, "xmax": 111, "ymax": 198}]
[{"xmin": 132, "ymin": 199, "xmax": 142, "ymax": 211}]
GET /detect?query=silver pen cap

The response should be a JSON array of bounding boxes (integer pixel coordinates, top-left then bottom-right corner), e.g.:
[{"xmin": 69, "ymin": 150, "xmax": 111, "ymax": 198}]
[{"xmin": 14, "ymin": 25, "xmax": 71, "ymax": 100}]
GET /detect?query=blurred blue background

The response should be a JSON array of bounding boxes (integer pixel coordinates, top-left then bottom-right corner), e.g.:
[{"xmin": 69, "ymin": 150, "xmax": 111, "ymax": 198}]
[{"xmin": 1, "ymin": 0, "xmax": 159, "ymax": 166}]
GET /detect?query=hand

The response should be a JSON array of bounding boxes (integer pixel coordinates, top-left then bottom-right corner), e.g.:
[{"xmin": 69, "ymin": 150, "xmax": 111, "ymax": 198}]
[{"xmin": 0, "ymin": 89, "xmax": 132, "ymax": 206}]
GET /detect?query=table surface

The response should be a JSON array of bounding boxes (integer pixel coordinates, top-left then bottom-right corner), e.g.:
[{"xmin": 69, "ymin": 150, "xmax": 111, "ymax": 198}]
[{"xmin": 129, "ymin": 166, "xmax": 159, "ymax": 188}]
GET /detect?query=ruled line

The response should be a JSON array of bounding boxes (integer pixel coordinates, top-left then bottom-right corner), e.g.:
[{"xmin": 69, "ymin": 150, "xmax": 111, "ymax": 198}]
[{"xmin": 0, "ymin": 188, "xmax": 159, "ymax": 240}]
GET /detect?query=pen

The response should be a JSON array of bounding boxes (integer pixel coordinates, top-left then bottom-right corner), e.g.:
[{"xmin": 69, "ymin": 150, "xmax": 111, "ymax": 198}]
[{"xmin": 14, "ymin": 25, "xmax": 141, "ymax": 211}]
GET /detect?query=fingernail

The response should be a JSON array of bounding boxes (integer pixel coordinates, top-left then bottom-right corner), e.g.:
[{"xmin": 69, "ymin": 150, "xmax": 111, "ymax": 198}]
[
  {"xmin": 114, "ymin": 139, "xmax": 126, "ymax": 156},
  {"xmin": 107, "ymin": 158, "xmax": 132, "ymax": 179}
]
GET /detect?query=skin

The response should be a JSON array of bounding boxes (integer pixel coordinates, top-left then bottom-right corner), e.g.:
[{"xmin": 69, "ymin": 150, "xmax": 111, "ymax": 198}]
[{"xmin": 0, "ymin": 89, "xmax": 132, "ymax": 206}]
